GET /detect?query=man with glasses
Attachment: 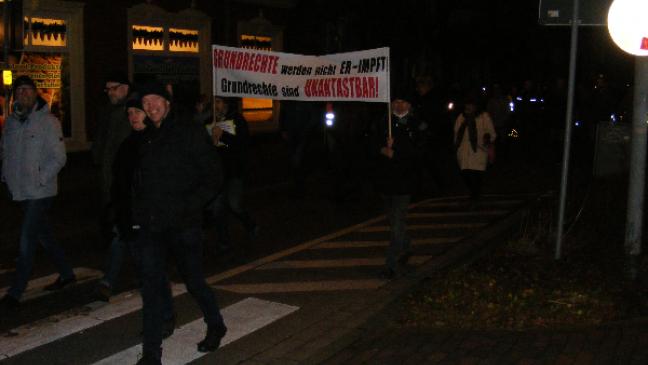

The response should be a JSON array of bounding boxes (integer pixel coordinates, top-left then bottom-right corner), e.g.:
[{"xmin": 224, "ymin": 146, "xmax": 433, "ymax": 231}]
[
  {"xmin": 92, "ymin": 74, "xmax": 133, "ymax": 246},
  {"xmin": 0, "ymin": 76, "xmax": 75, "ymax": 312}
]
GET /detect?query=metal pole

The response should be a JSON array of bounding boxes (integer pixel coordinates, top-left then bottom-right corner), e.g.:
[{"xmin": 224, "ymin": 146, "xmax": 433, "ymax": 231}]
[
  {"xmin": 388, "ymin": 102, "xmax": 392, "ymax": 139},
  {"xmin": 623, "ymin": 57, "xmax": 648, "ymax": 280},
  {"xmin": 555, "ymin": 0, "xmax": 579, "ymax": 260}
]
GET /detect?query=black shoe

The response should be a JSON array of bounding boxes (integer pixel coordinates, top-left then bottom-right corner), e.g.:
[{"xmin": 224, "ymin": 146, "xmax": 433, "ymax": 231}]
[
  {"xmin": 397, "ymin": 251, "xmax": 413, "ymax": 266},
  {"xmin": 0, "ymin": 295, "xmax": 20, "ymax": 313},
  {"xmin": 197, "ymin": 323, "xmax": 227, "ymax": 352},
  {"xmin": 379, "ymin": 268, "xmax": 398, "ymax": 280},
  {"xmin": 93, "ymin": 282, "xmax": 112, "ymax": 302},
  {"xmin": 247, "ymin": 224, "xmax": 260, "ymax": 240},
  {"xmin": 135, "ymin": 349, "xmax": 162, "ymax": 365},
  {"xmin": 44, "ymin": 275, "xmax": 77, "ymax": 291}
]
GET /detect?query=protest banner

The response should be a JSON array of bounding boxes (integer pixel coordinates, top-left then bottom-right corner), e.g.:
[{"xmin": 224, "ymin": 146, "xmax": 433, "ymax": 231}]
[{"xmin": 212, "ymin": 45, "xmax": 390, "ymax": 103}]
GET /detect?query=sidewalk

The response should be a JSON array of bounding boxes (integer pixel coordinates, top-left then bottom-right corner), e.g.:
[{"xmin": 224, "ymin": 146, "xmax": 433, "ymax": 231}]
[{"xmin": 317, "ymin": 313, "xmax": 648, "ymax": 364}]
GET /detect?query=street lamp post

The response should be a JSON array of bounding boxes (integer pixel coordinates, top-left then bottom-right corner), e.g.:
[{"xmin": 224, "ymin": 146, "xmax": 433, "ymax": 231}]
[{"xmin": 607, "ymin": 0, "xmax": 648, "ymax": 280}]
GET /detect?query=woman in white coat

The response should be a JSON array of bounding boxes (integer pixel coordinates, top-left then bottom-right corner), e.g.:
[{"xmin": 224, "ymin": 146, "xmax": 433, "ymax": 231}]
[{"xmin": 454, "ymin": 99, "xmax": 496, "ymax": 201}]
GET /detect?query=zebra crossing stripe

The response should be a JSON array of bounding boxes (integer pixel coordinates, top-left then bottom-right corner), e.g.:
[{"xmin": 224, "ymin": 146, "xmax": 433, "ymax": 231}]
[
  {"xmin": 92, "ymin": 297, "xmax": 298, "ymax": 365},
  {"xmin": 0, "ymin": 283, "xmax": 187, "ymax": 358},
  {"xmin": 256, "ymin": 255, "xmax": 432, "ymax": 270},
  {"xmin": 313, "ymin": 237, "xmax": 461, "ymax": 249},
  {"xmin": 407, "ymin": 210, "xmax": 507, "ymax": 218},
  {"xmin": 0, "ymin": 267, "xmax": 102, "ymax": 302},
  {"xmin": 358, "ymin": 223, "xmax": 487, "ymax": 233},
  {"xmin": 419, "ymin": 199, "xmax": 521, "ymax": 208},
  {"xmin": 214, "ymin": 279, "xmax": 385, "ymax": 294}
]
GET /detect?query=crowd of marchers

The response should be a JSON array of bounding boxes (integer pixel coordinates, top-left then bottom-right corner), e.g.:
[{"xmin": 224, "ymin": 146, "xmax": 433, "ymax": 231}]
[{"xmin": 0, "ymin": 71, "xmax": 626, "ymax": 364}]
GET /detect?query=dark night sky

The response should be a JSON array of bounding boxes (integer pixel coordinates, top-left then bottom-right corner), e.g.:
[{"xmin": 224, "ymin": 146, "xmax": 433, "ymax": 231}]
[
  {"xmin": 281, "ymin": 0, "xmax": 635, "ymax": 91},
  {"xmin": 115, "ymin": 0, "xmax": 636, "ymax": 90}
]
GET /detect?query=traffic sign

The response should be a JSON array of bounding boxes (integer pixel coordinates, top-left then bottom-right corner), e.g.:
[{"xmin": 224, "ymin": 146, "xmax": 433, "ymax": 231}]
[
  {"xmin": 607, "ymin": 0, "xmax": 648, "ymax": 56},
  {"xmin": 539, "ymin": 0, "xmax": 611, "ymax": 26}
]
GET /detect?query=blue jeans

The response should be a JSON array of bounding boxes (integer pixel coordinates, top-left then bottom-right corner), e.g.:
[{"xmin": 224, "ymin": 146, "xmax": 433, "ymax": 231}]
[
  {"xmin": 211, "ymin": 178, "xmax": 256, "ymax": 248},
  {"xmin": 383, "ymin": 195, "xmax": 411, "ymax": 270},
  {"xmin": 137, "ymin": 226, "xmax": 224, "ymax": 355},
  {"xmin": 8, "ymin": 197, "xmax": 75, "ymax": 299}
]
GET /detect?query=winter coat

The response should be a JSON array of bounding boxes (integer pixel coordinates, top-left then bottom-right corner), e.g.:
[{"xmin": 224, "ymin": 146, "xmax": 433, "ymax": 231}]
[
  {"xmin": 0, "ymin": 97, "xmax": 66, "ymax": 201},
  {"xmin": 111, "ymin": 130, "xmax": 145, "ymax": 240},
  {"xmin": 454, "ymin": 112, "xmax": 496, "ymax": 171},
  {"xmin": 131, "ymin": 110, "xmax": 223, "ymax": 233},
  {"xmin": 371, "ymin": 113, "xmax": 424, "ymax": 196},
  {"xmin": 213, "ymin": 111, "xmax": 250, "ymax": 180},
  {"xmin": 92, "ymin": 101, "xmax": 132, "ymax": 203}
]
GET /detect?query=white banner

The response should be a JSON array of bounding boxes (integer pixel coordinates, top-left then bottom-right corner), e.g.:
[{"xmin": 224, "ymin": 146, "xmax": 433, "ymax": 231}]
[{"xmin": 212, "ymin": 45, "xmax": 390, "ymax": 103}]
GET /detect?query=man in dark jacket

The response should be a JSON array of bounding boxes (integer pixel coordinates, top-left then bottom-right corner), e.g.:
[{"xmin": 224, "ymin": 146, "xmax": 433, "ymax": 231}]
[
  {"xmin": 133, "ymin": 83, "xmax": 227, "ymax": 365},
  {"xmin": 208, "ymin": 96, "xmax": 258, "ymax": 257},
  {"xmin": 372, "ymin": 93, "xmax": 423, "ymax": 279},
  {"xmin": 93, "ymin": 74, "xmax": 133, "ymax": 243}
]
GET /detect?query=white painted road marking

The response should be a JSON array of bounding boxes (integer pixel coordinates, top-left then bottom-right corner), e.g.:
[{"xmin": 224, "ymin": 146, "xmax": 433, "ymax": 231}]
[
  {"xmin": 407, "ymin": 210, "xmax": 507, "ymax": 218},
  {"xmin": 313, "ymin": 237, "xmax": 461, "ymax": 249},
  {"xmin": 256, "ymin": 255, "xmax": 432, "ymax": 270},
  {"xmin": 358, "ymin": 222, "xmax": 487, "ymax": 233},
  {"xmin": 214, "ymin": 279, "xmax": 385, "ymax": 294},
  {"xmin": 0, "ymin": 283, "xmax": 187, "ymax": 358},
  {"xmin": 93, "ymin": 297, "xmax": 299, "ymax": 365},
  {"xmin": 0, "ymin": 267, "xmax": 102, "ymax": 302},
  {"xmin": 419, "ymin": 199, "xmax": 521, "ymax": 208}
]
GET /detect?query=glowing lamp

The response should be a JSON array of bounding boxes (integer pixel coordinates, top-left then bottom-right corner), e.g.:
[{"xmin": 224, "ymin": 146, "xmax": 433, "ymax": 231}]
[
  {"xmin": 3, "ymin": 70, "xmax": 12, "ymax": 86},
  {"xmin": 607, "ymin": 0, "xmax": 648, "ymax": 56}
]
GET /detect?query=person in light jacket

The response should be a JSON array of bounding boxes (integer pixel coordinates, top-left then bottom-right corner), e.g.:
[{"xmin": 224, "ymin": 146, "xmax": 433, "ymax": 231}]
[
  {"xmin": 0, "ymin": 76, "xmax": 76, "ymax": 312},
  {"xmin": 454, "ymin": 97, "xmax": 496, "ymax": 202}
]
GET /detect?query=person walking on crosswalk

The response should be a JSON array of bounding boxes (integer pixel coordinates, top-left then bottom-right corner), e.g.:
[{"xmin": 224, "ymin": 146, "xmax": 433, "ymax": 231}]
[
  {"xmin": 132, "ymin": 82, "xmax": 227, "ymax": 365},
  {"xmin": 0, "ymin": 76, "xmax": 76, "ymax": 312},
  {"xmin": 372, "ymin": 91, "xmax": 424, "ymax": 279}
]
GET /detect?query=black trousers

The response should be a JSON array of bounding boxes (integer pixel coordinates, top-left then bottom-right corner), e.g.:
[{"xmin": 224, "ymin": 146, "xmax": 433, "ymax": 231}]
[{"xmin": 460, "ymin": 169, "xmax": 484, "ymax": 200}]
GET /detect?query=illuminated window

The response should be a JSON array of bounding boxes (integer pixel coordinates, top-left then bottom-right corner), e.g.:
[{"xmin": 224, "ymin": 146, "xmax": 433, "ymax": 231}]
[
  {"xmin": 242, "ymin": 98, "xmax": 273, "ymax": 122},
  {"xmin": 169, "ymin": 28, "xmax": 199, "ymax": 53},
  {"xmin": 26, "ymin": 17, "xmax": 67, "ymax": 47},
  {"xmin": 132, "ymin": 25, "xmax": 164, "ymax": 51},
  {"xmin": 240, "ymin": 35, "xmax": 272, "ymax": 51},
  {"xmin": 240, "ymin": 34, "xmax": 273, "ymax": 122}
]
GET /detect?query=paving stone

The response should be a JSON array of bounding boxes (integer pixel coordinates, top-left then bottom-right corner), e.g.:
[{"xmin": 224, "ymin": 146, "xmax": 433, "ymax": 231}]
[{"xmin": 554, "ymin": 354, "xmax": 576, "ymax": 365}]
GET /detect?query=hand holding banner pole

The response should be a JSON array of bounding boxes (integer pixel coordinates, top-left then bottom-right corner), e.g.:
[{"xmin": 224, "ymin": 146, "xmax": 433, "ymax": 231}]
[
  {"xmin": 387, "ymin": 101, "xmax": 392, "ymax": 139},
  {"xmin": 386, "ymin": 49, "xmax": 392, "ymax": 139}
]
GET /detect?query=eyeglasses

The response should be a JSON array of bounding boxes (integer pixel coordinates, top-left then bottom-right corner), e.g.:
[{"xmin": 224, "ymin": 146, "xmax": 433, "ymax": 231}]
[
  {"xmin": 15, "ymin": 86, "xmax": 35, "ymax": 93},
  {"xmin": 104, "ymin": 84, "xmax": 122, "ymax": 93}
]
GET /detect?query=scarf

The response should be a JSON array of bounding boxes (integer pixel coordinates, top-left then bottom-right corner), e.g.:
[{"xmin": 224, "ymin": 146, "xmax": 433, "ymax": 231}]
[{"xmin": 455, "ymin": 113, "xmax": 478, "ymax": 152}]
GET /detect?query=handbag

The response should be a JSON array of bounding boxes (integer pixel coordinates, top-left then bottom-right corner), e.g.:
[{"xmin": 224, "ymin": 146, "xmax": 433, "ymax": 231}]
[{"xmin": 487, "ymin": 143, "xmax": 496, "ymax": 165}]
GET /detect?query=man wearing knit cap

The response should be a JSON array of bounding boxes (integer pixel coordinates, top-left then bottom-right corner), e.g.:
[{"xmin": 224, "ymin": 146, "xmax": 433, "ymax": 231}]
[
  {"xmin": 93, "ymin": 72, "xmax": 133, "ymax": 245},
  {"xmin": 372, "ymin": 90, "xmax": 424, "ymax": 279},
  {"xmin": 132, "ymin": 82, "xmax": 226, "ymax": 365},
  {"xmin": 0, "ymin": 75, "xmax": 76, "ymax": 313}
]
